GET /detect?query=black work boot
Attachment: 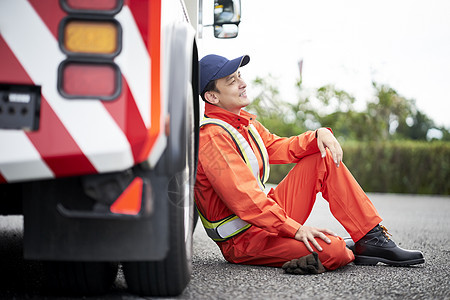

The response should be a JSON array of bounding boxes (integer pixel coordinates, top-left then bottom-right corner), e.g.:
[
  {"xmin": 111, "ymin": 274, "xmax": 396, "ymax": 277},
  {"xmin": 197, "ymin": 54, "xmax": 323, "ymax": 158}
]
[
  {"xmin": 343, "ymin": 237, "xmax": 355, "ymax": 251},
  {"xmin": 354, "ymin": 225, "xmax": 424, "ymax": 266}
]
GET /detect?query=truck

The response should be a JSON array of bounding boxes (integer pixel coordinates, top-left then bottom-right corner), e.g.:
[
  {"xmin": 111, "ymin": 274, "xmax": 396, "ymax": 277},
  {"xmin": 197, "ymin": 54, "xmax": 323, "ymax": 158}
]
[{"xmin": 0, "ymin": 0, "xmax": 241, "ymax": 297}]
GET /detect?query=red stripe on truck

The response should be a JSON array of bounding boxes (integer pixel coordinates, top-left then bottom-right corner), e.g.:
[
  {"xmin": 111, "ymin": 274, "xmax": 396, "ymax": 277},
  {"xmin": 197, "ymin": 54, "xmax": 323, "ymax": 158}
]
[
  {"xmin": 1, "ymin": 31, "xmax": 97, "ymax": 177},
  {"xmin": 127, "ymin": 0, "xmax": 149, "ymax": 47},
  {"xmin": 0, "ymin": 36, "xmax": 30, "ymax": 84},
  {"xmin": 28, "ymin": 0, "xmax": 67, "ymax": 39},
  {"xmin": 0, "ymin": 173, "xmax": 6, "ymax": 184},
  {"xmin": 27, "ymin": 98, "xmax": 98, "ymax": 177},
  {"xmin": 103, "ymin": 76, "xmax": 148, "ymax": 163}
]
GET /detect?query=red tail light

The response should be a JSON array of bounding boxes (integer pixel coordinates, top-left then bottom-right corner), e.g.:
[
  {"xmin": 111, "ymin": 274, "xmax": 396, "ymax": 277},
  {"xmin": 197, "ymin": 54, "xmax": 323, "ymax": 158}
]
[
  {"xmin": 57, "ymin": 0, "xmax": 123, "ymax": 101},
  {"xmin": 59, "ymin": 62, "xmax": 120, "ymax": 100},
  {"xmin": 61, "ymin": 0, "xmax": 122, "ymax": 13}
]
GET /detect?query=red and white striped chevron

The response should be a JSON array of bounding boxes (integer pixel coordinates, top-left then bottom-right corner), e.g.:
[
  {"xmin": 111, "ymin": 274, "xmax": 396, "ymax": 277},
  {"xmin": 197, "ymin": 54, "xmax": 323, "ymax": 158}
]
[{"xmin": 0, "ymin": 0, "xmax": 165, "ymax": 183}]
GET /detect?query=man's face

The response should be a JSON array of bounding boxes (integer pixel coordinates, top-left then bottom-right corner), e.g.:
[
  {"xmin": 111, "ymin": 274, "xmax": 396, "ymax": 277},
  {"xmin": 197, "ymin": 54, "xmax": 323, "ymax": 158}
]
[{"xmin": 208, "ymin": 69, "xmax": 249, "ymax": 114}]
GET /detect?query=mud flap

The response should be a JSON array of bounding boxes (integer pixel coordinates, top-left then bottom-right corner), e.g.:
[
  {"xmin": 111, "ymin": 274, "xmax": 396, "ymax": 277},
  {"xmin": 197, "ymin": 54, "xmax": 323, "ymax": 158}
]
[{"xmin": 23, "ymin": 168, "xmax": 170, "ymax": 261}]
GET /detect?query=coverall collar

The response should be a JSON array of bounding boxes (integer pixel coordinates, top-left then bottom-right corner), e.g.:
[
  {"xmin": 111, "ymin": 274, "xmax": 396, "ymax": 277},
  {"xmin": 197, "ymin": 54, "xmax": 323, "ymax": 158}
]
[{"xmin": 204, "ymin": 102, "xmax": 256, "ymax": 129}]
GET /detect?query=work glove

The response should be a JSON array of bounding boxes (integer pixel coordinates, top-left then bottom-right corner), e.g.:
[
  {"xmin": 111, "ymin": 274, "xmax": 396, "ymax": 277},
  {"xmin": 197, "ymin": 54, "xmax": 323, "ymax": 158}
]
[{"xmin": 282, "ymin": 252, "xmax": 326, "ymax": 275}]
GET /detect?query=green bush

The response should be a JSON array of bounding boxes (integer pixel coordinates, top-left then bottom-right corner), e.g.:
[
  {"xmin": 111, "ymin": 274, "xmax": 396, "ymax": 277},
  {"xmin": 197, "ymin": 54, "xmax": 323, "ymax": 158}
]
[{"xmin": 268, "ymin": 141, "xmax": 450, "ymax": 195}]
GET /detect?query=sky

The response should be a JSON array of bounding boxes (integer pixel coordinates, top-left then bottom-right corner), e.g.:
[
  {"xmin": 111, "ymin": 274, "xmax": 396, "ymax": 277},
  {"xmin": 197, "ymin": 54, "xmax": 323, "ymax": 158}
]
[{"xmin": 199, "ymin": 0, "xmax": 450, "ymax": 128}]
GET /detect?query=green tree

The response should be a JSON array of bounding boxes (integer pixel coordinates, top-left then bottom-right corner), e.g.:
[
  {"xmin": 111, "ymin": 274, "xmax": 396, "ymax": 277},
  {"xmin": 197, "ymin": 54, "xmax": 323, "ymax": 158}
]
[
  {"xmin": 247, "ymin": 76, "xmax": 309, "ymax": 137},
  {"xmin": 313, "ymin": 82, "xmax": 440, "ymax": 142},
  {"xmin": 246, "ymin": 75, "xmax": 450, "ymax": 193},
  {"xmin": 440, "ymin": 127, "xmax": 450, "ymax": 141},
  {"xmin": 396, "ymin": 110, "xmax": 434, "ymax": 140},
  {"xmin": 311, "ymin": 84, "xmax": 376, "ymax": 141},
  {"xmin": 248, "ymin": 75, "xmax": 447, "ymax": 143}
]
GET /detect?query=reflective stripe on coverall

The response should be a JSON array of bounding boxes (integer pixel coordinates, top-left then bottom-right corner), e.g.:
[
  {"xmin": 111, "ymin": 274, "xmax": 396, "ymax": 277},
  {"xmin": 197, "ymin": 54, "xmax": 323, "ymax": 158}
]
[
  {"xmin": 194, "ymin": 102, "xmax": 382, "ymax": 270},
  {"xmin": 198, "ymin": 117, "xmax": 270, "ymax": 241}
]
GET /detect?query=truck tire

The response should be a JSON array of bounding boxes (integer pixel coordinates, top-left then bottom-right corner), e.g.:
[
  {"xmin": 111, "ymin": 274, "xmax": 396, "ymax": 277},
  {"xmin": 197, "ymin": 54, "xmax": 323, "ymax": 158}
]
[
  {"xmin": 123, "ymin": 85, "xmax": 195, "ymax": 297},
  {"xmin": 42, "ymin": 261, "xmax": 118, "ymax": 295},
  {"xmin": 123, "ymin": 169, "xmax": 194, "ymax": 296}
]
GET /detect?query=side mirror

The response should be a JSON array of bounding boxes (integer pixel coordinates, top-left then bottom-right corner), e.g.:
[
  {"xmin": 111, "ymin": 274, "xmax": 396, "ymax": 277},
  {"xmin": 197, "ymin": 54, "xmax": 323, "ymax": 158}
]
[
  {"xmin": 214, "ymin": 24, "xmax": 239, "ymax": 38},
  {"xmin": 213, "ymin": 0, "xmax": 241, "ymax": 39}
]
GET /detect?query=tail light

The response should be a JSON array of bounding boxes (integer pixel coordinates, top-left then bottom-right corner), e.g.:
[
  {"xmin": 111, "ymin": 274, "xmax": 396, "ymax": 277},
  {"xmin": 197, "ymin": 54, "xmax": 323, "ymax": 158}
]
[
  {"xmin": 57, "ymin": 1, "xmax": 123, "ymax": 100},
  {"xmin": 58, "ymin": 61, "xmax": 120, "ymax": 100},
  {"xmin": 60, "ymin": 0, "xmax": 123, "ymax": 15},
  {"xmin": 62, "ymin": 19, "xmax": 121, "ymax": 56}
]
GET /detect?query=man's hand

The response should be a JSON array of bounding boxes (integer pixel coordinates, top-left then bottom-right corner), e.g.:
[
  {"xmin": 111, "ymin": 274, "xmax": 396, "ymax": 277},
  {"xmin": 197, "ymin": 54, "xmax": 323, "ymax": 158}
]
[
  {"xmin": 294, "ymin": 225, "xmax": 337, "ymax": 252},
  {"xmin": 316, "ymin": 128, "xmax": 343, "ymax": 167}
]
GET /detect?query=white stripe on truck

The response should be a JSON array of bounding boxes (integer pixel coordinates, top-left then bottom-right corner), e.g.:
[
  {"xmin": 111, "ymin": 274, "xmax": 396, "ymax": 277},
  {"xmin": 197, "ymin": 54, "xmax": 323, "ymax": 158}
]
[{"xmin": 0, "ymin": 0, "xmax": 135, "ymax": 173}]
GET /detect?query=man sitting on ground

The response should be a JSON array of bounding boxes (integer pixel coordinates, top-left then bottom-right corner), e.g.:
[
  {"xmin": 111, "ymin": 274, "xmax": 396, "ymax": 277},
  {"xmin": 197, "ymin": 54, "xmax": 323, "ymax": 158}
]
[{"xmin": 194, "ymin": 54, "xmax": 424, "ymax": 274}]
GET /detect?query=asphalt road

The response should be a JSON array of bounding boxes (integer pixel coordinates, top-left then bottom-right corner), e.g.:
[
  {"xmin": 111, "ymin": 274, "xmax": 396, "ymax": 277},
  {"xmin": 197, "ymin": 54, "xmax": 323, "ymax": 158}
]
[{"xmin": 0, "ymin": 193, "xmax": 449, "ymax": 299}]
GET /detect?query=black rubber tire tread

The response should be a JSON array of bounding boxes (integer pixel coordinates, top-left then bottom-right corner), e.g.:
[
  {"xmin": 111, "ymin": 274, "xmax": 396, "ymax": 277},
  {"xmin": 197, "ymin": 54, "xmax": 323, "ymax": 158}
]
[{"xmin": 42, "ymin": 261, "xmax": 118, "ymax": 296}]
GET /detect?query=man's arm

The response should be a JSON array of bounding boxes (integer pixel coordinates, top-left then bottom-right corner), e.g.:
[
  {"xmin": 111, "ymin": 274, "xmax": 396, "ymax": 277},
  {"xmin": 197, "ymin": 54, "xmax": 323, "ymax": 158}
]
[
  {"xmin": 254, "ymin": 121, "xmax": 320, "ymax": 164},
  {"xmin": 199, "ymin": 131, "xmax": 300, "ymax": 238},
  {"xmin": 255, "ymin": 121, "xmax": 343, "ymax": 168}
]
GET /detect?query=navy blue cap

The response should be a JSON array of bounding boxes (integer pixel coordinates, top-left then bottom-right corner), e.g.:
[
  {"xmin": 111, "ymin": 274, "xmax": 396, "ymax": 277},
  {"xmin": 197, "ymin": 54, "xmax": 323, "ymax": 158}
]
[{"xmin": 199, "ymin": 54, "xmax": 250, "ymax": 95}]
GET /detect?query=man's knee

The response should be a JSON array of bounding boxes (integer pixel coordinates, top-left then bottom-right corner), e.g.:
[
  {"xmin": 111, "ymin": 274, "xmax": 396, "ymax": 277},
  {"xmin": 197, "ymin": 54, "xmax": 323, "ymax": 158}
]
[
  {"xmin": 299, "ymin": 150, "xmax": 333, "ymax": 167},
  {"xmin": 317, "ymin": 236, "xmax": 354, "ymax": 270}
]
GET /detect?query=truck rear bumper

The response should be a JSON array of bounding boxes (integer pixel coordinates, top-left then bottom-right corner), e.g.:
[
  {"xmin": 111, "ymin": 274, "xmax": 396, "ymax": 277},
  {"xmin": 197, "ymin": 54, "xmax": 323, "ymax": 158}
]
[{"xmin": 22, "ymin": 168, "xmax": 170, "ymax": 261}]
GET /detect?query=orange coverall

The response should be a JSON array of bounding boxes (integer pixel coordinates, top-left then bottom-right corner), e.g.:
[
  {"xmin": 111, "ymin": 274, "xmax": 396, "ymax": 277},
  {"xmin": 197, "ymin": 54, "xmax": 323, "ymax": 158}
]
[{"xmin": 194, "ymin": 102, "xmax": 383, "ymax": 270}]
